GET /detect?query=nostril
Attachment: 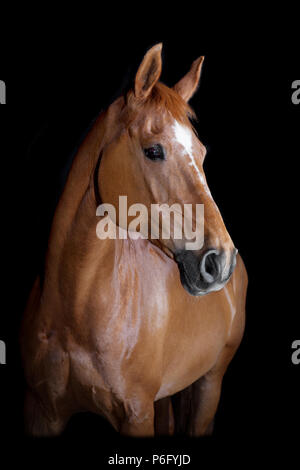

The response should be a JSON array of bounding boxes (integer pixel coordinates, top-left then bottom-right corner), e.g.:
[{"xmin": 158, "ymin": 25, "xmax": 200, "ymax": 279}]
[
  {"xmin": 205, "ymin": 254, "xmax": 216, "ymax": 276},
  {"xmin": 200, "ymin": 250, "xmax": 220, "ymax": 284}
]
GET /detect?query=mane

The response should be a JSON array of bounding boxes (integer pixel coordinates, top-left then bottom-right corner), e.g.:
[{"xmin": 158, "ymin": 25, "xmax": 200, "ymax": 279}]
[{"xmin": 125, "ymin": 81, "xmax": 196, "ymax": 126}]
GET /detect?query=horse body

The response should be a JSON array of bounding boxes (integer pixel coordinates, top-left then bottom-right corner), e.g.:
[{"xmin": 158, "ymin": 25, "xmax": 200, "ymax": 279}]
[{"xmin": 21, "ymin": 44, "xmax": 247, "ymax": 437}]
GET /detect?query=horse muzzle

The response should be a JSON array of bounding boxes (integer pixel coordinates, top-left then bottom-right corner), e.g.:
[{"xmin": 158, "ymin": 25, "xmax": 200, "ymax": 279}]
[{"xmin": 175, "ymin": 248, "xmax": 238, "ymax": 296}]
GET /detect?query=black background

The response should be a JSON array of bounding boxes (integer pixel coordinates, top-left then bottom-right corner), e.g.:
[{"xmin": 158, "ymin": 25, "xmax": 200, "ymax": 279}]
[{"xmin": 0, "ymin": 37, "xmax": 299, "ymax": 466}]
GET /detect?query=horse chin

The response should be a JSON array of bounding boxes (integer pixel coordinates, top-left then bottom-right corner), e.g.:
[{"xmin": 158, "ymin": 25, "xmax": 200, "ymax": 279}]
[
  {"xmin": 180, "ymin": 275, "xmax": 227, "ymax": 297},
  {"xmin": 179, "ymin": 275, "xmax": 207, "ymax": 297},
  {"xmin": 176, "ymin": 263, "xmax": 204, "ymax": 296},
  {"xmin": 182, "ymin": 283, "xmax": 208, "ymax": 297}
]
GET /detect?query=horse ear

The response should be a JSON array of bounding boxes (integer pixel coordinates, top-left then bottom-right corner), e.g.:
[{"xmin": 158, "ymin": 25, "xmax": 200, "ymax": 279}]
[
  {"xmin": 174, "ymin": 56, "xmax": 204, "ymax": 102},
  {"xmin": 134, "ymin": 43, "xmax": 163, "ymax": 100}
]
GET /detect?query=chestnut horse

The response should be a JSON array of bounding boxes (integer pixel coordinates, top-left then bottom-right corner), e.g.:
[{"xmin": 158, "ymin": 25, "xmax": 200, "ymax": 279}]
[{"xmin": 21, "ymin": 44, "xmax": 247, "ymax": 437}]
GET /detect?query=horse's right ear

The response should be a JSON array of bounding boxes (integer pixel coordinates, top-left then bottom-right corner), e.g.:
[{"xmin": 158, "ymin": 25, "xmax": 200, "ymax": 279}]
[{"xmin": 134, "ymin": 43, "xmax": 163, "ymax": 100}]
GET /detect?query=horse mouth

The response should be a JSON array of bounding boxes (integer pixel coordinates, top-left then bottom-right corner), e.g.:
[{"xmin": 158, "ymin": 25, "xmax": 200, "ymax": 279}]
[{"xmin": 177, "ymin": 261, "xmax": 211, "ymax": 296}]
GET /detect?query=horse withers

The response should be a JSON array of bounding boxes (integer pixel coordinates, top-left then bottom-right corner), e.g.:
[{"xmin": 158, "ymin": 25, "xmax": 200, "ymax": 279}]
[{"xmin": 21, "ymin": 44, "xmax": 247, "ymax": 437}]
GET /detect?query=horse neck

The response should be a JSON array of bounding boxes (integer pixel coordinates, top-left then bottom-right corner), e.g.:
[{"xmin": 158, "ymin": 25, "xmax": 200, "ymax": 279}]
[{"xmin": 44, "ymin": 110, "xmax": 114, "ymax": 282}]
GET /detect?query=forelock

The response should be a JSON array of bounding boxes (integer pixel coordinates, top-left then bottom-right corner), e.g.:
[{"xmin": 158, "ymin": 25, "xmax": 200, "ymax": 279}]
[{"xmin": 123, "ymin": 82, "xmax": 196, "ymax": 127}]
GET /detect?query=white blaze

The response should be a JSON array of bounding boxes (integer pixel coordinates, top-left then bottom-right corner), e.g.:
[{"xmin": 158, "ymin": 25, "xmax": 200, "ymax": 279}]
[
  {"xmin": 172, "ymin": 121, "xmax": 203, "ymax": 182},
  {"xmin": 172, "ymin": 120, "xmax": 211, "ymax": 197}
]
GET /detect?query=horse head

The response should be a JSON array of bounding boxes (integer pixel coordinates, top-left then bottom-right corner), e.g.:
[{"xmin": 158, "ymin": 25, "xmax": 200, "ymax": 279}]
[{"xmin": 96, "ymin": 43, "xmax": 237, "ymax": 296}]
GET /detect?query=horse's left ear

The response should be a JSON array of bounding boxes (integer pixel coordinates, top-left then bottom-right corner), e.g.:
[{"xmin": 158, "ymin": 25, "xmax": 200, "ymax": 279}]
[
  {"xmin": 174, "ymin": 56, "xmax": 204, "ymax": 102},
  {"xmin": 135, "ymin": 43, "xmax": 163, "ymax": 100}
]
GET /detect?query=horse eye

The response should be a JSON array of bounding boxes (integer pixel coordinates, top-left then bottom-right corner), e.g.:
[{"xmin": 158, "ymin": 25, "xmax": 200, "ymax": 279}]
[{"xmin": 143, "ymin": 144, "xmax": 165, "ymax": 161}]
